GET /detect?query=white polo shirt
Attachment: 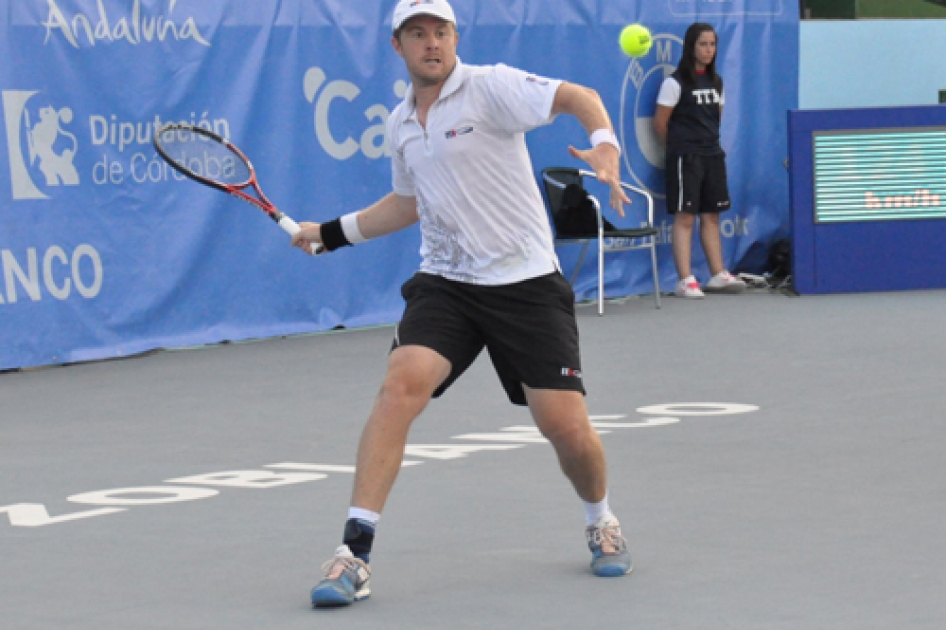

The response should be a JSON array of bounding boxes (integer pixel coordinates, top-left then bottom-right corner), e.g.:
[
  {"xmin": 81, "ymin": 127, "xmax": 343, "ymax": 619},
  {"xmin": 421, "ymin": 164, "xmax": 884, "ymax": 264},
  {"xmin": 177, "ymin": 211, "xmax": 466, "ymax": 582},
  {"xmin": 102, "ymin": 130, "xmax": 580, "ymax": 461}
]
[{"xmin": 388, "ymin": 59, "xmax": 563, "ymax": 285}]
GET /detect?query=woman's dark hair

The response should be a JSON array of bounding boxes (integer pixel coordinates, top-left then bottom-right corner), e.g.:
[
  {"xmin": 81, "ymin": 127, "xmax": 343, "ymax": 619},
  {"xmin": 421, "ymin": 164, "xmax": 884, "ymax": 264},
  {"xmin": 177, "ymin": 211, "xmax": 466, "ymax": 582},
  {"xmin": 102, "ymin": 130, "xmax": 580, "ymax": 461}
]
[{"xmin": 676, "ymin": 22, "xmax": 722, "ymax": 92}]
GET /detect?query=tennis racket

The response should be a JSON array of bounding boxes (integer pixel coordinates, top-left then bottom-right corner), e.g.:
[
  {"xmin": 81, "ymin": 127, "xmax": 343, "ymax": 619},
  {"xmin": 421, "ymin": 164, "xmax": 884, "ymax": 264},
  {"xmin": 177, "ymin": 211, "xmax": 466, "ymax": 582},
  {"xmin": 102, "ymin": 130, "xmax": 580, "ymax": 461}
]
[{"xmin": 153, "ymin": 122, "xmax": 322, "ymax": 255}]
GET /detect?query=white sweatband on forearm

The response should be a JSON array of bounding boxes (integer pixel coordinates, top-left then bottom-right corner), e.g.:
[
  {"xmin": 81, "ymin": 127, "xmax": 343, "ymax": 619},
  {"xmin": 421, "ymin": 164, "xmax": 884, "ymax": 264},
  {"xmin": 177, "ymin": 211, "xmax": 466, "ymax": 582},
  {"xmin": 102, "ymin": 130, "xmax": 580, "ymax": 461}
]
[
  {"xmin": 340, "ymin": 212, "xmax": 368, "ymax": 244},
  {"xmin": 590, "ymin": 128, "xmax": 621, "ymax": 155}
]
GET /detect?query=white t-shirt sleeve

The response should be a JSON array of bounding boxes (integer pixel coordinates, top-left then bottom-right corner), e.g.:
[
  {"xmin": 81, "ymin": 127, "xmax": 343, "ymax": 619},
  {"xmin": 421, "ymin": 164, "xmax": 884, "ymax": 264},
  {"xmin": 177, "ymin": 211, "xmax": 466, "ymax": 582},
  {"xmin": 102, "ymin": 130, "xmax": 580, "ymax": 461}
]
[
  {"xmin": 482, "ymin": 63, "xmax": 563, "ymax": 134},
  {"xmin": 656, "ymin": 77, "xmax": 681, "ymax": 107}
]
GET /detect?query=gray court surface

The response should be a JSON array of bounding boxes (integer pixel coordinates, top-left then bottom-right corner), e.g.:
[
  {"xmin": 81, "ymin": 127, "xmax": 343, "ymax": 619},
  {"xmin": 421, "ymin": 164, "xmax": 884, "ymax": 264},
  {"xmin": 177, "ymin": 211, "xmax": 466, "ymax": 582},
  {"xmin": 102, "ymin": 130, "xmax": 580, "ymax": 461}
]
[{"xmin": 3, "ymin": 288, "xmax": 945, "ymax": 629}]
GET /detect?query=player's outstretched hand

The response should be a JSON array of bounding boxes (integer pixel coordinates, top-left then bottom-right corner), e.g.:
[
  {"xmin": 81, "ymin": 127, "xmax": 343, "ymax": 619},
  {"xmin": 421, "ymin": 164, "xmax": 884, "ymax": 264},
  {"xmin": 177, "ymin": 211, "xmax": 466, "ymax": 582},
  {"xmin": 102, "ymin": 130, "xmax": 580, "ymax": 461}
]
[{"xmin": 568, "ymin": 144, "xmax": 631, "ymax": 217}]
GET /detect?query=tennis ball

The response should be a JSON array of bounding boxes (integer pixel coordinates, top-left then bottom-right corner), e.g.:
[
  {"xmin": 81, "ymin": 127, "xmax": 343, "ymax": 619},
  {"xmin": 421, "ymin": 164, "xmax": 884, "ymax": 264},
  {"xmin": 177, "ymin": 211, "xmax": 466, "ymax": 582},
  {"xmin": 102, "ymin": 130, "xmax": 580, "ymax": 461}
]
[{"xmin": 619, "ymin": 23, "xmax": 652, "ymax": 58}]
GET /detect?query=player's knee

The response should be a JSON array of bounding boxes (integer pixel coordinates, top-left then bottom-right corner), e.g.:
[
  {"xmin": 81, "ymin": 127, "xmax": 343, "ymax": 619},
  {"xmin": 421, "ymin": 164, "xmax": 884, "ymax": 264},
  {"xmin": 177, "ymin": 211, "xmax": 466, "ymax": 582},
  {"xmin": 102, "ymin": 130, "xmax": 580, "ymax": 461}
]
[{"xmin": 377, "ymin": 370, "xmax": 436, "ymax": 408}]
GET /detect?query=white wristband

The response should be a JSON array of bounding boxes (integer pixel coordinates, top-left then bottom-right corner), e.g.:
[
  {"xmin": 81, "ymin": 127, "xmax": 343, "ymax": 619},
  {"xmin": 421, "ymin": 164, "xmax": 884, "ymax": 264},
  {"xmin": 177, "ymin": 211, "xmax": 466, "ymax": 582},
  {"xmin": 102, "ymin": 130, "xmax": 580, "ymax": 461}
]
[
  {"xmin": 590, "ymin": 128, "xmax": 621, "ymax": 155},
  {"xmin": 340, "ymin": 212, "xmax": 368, "ymax": 245}
]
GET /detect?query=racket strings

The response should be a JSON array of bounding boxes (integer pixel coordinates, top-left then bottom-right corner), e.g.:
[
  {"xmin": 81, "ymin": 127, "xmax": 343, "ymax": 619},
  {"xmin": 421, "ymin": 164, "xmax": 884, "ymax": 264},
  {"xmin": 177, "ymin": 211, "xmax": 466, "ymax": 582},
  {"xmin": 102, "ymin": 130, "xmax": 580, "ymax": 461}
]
[{"xmin": 157, "ymin": 129, "xmax": 251, "ymax": 186}]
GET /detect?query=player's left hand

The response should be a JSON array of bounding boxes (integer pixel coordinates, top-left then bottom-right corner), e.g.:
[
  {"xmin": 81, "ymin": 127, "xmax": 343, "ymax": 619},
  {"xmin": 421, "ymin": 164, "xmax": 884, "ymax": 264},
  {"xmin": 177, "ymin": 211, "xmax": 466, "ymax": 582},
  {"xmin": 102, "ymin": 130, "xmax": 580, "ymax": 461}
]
[{"xmin": 568, "ymin": 144, "xmax": 630, "ymax": 217}]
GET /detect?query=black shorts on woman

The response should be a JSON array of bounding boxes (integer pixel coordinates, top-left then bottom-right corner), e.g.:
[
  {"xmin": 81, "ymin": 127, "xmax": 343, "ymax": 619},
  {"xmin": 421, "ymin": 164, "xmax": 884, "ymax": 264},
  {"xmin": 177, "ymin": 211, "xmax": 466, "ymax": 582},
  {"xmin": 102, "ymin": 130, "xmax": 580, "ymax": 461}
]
[
  {"xmin": 665, "ymin": 152, "xmax": 731, "ymax": 216},
  {"xmin": 393, "ymin": 271, "xmax": 586, "ymax": 406}
]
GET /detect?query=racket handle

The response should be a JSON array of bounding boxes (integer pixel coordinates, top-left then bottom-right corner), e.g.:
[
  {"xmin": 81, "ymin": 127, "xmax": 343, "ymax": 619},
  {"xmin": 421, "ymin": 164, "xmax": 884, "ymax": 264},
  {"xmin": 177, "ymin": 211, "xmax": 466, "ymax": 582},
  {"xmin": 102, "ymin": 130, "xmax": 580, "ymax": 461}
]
[{"xmin": 278, "ymin": 216, "xmax": 324, "ymax": 255}]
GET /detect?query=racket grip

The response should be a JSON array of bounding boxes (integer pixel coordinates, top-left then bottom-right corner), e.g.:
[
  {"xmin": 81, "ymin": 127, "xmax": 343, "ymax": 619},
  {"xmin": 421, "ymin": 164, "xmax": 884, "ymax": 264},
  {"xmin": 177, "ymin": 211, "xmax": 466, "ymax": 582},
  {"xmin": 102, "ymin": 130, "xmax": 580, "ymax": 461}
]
[{"xmin": 278, "ymin": 216, "xmax": 324, "ymax": 255}]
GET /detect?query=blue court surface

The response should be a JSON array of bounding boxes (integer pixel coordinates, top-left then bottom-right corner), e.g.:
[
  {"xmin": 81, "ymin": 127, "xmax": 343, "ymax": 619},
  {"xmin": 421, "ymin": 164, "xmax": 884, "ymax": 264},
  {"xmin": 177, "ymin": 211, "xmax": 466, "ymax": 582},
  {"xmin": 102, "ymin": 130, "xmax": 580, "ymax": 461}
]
[{"xmin": 3, "ymin": 288, "xmax": 945, "ymax": 629}]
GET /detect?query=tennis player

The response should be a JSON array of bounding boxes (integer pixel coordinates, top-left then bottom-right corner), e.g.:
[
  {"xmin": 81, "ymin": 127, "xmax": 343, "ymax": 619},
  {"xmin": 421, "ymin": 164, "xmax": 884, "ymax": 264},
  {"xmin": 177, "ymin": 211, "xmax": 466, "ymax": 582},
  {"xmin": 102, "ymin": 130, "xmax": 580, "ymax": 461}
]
[{"xmin": 293, "ymin": 0, "xmax": 633, "ymax": 607}]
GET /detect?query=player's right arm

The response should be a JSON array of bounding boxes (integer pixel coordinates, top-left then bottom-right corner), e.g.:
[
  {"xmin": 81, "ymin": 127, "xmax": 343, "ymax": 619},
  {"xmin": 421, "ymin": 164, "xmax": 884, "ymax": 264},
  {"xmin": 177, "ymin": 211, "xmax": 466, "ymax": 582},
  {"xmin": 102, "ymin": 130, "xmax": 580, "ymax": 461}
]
[
  {"xmin": 552, "ymin": 81, "xmax": 629, "ymax": 215},
  {"xmin": 291, "ymin": 193, "xmax": 418, "ymax": 253}
]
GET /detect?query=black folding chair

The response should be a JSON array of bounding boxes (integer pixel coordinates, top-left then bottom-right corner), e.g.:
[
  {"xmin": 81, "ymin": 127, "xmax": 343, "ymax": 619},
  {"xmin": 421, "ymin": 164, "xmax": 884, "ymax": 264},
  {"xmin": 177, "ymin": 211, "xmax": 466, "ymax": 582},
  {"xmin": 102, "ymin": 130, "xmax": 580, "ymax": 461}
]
[{"xmin": 541, "ymin": 167, "xmax": 661, "ymax": 314}]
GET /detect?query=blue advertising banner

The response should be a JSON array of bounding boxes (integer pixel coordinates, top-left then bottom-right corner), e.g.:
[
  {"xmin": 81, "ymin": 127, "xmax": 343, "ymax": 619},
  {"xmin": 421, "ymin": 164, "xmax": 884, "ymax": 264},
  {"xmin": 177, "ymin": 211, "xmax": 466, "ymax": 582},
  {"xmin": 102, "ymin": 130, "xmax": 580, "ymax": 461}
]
[{"xmin": 0, "ymin": 0, "xmax": 797, "ymax": 370}]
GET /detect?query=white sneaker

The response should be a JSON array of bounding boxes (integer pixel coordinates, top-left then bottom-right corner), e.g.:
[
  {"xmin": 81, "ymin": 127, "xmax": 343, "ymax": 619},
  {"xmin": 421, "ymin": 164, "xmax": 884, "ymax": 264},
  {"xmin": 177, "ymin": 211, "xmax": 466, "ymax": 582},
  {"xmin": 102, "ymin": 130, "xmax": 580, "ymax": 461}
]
[
  {"xmin": 704, "ymin": 271, "xmax": 747, "ymax": 294},
  {"xmin": 674, "ymin": 276, "xmax": 704, "ymax": 298}
]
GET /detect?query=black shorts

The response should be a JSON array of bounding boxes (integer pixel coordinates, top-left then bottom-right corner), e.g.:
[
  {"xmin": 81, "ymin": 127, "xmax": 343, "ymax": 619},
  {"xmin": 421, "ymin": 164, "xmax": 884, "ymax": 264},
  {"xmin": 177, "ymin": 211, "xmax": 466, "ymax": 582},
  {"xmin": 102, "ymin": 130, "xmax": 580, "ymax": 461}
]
[
  {"xmin": 665, "ymin": 153, "xmax": 731, "ymax": 215},
  {"xmin": 393, "ymin": 272, "xmax": 586, "ymax": 406}
]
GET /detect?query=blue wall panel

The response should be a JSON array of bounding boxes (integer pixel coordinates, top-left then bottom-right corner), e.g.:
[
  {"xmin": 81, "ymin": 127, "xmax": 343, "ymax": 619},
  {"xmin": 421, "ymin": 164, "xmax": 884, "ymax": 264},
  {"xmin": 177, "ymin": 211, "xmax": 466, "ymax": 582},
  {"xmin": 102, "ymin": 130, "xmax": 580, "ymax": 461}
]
[
  {"xmin": 789, "ymin": 105, "xmax": 946, "ymax": 294},
  {"xmin": 1, "ymin": 0, "xmax": 797, "ymax": 369}
]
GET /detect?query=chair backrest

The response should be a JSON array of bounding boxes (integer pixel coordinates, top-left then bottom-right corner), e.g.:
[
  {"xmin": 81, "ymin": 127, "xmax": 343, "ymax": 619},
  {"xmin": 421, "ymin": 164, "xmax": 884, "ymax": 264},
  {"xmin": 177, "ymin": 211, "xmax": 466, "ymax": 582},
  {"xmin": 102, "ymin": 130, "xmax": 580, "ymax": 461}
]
[
  {"xmin": 542, "ymin": 167, "xmax": 596, "ymax": 238},
  {"xmin": 543, "ymin": 166, "xmax": 655, "ymax": 236},
  {"xmin": 541, "ymin": 167, "xmax": 582, "ymax": 227}
]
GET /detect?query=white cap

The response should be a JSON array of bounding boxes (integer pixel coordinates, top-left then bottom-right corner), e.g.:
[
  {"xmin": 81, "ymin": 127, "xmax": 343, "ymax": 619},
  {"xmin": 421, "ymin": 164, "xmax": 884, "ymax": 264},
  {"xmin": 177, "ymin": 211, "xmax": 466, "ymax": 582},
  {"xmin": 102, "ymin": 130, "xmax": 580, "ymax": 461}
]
[{"xmin": 392, "ymin": 0, "xmax": 456, "ymax": 33}]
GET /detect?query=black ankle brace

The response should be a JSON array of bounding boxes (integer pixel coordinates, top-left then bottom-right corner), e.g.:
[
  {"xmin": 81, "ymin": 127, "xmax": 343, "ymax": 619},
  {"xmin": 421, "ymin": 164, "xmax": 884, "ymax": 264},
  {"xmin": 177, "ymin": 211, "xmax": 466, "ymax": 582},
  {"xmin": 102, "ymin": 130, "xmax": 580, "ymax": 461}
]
[{"xmin": 343, "ymin": 518, "xmax": 375, "ymax": 563}]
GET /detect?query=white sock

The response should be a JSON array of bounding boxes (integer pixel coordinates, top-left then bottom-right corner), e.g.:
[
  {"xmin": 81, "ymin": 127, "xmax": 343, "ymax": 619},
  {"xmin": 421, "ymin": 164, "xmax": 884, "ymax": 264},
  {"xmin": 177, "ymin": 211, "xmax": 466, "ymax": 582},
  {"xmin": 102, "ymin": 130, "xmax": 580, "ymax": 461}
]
[
  {"xmin": 582, "ymin": 493, "xmax": 614, "ymax": 526},
  {"xmin": 348, "ymin": 506, "xmax": 381, "ymax": 526}
]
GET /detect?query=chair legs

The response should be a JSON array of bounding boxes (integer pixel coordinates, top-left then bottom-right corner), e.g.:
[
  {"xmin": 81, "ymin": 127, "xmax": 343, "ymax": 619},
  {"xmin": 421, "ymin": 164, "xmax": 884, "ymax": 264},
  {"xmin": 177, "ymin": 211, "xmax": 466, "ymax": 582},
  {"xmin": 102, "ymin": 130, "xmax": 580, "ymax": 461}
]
[
  {"xmin": 649, "ymin": 240, "xmax": 661, "ymax": 309},
  {"xmin": 595, "ymin": 238, "xmax": 660, "ymax": 315},
  {"xmin": 570, "ymin": 242, "xmax": 591, "ymax": 286},
  {"xmin": 597, "ymin": 235, "xmax": 605, "ymax": 316},
  {"xmin": 567, "ymin": 238, "xmax": 661, "ymax": 314}
]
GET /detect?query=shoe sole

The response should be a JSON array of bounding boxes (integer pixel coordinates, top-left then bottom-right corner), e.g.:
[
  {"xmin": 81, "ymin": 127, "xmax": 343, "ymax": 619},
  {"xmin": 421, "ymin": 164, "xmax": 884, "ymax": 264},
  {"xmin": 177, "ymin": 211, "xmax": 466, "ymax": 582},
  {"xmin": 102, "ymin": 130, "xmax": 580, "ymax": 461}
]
[
  {"xmin": 704, "ymin": 285, "xmax": 746, "ymax": 294},
  {"xmin": 311, "ymin": 584, "xmax": 371, "ymax": 608},
  {"xmin": 593, "ymin": 562, "xmax": 634, "ymax": 577}
]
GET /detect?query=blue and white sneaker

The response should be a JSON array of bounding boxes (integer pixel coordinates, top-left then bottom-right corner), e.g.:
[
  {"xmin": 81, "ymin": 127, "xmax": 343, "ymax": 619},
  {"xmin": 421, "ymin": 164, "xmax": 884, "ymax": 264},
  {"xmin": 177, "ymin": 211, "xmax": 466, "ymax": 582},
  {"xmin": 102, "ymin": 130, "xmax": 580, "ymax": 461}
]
[
  {"xmin": 586, "ymin": 515, "xmax": 633, "ymax": 577},
  {"xmin": 310, "ymin": 545, "xmax": 371, "ymax": 608}
]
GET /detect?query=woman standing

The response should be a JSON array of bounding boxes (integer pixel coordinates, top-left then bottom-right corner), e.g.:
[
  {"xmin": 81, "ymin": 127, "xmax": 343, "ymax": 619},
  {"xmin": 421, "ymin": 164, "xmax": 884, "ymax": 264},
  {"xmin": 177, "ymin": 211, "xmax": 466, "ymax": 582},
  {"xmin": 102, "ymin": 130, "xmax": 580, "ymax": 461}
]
[{"xmin": 653, "ymin": 22, "xmax": 745, "ymax": 298}]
